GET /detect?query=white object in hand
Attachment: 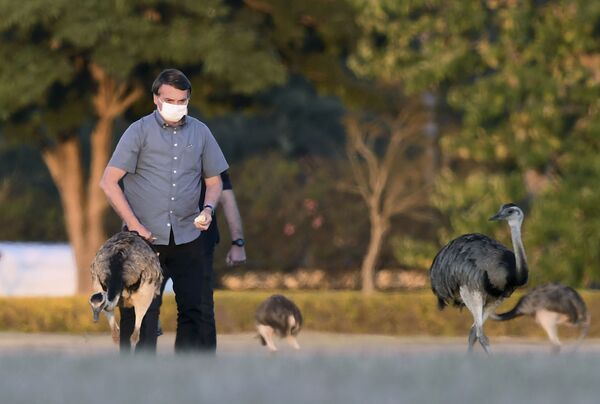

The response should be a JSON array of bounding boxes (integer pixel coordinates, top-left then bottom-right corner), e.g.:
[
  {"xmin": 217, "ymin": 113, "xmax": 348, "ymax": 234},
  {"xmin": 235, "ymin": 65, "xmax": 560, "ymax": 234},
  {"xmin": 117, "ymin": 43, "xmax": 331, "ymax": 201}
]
[{"xmin": 194, "ymin": 212, "xmax": 208, "ymax": 225}]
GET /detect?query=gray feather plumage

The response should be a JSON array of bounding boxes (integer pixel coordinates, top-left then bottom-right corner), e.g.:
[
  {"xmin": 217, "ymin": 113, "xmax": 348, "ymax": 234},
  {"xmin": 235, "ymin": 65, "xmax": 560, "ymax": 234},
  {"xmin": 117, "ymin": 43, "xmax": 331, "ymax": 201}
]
[
  {"xmin": 491, "ymin": 283, "xmax": 591, "ymax": 348},
  {"xmin": 429, "ymin": 203, "xmax": 529, "ymax": 353},
  {"xmin": 255, "ymin": 294, "xmax": 303, "ymax": 337},
  {"xmin": 495, "ymin": 283, "xmax": 588, "ymax": 325},
  {"xmin": 90, "ymin": 231, "xmax": 163, "ymax": 299},
  {"xmin": 430, "ymin": 233, "xmax": 522, "ymax": 309}
]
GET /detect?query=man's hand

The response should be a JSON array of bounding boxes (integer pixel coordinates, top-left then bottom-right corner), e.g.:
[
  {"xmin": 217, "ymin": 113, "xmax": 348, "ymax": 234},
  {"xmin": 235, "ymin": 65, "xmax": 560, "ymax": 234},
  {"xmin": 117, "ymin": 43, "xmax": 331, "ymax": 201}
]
[
  {"xmin": 226, "ymin": 245, "xmax": 246, "ymax": 267},
  {"xmin": 194, "ymin": 209, "xmax": 213, "ymax": 231},
  {"xmin": 127, "ymin": 223, "xmax": 154, "ymax": 241}
]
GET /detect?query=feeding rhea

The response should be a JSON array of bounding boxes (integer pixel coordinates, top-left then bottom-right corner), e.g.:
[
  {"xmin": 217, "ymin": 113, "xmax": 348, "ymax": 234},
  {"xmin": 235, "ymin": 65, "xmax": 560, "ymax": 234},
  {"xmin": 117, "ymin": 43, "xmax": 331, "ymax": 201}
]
[
  {"xmin": 491, "ymin": 283, "xmax": 590, "ymax": 353},
  {"xmin": 89, "ymin": 231, "xmax": 163, "ymax": 347},
  {"xmin": 255, "ymin": 294, "xmax": 303, "ymax": 352},
  {"xmin": 429, "ymin": 203, "xmax": 529, "ymax": 354}
]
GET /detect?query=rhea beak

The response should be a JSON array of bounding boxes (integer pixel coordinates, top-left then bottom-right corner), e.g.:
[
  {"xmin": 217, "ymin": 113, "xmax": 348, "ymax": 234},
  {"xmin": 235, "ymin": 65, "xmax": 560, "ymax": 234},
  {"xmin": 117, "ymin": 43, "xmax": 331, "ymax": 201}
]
[
  {"xmin": 489, "ymin": 210, "xmax": 508, "ymax": 221},
  {"xmin": 489, "ymin": 213, "xmax": 501, "ymax": 221}
]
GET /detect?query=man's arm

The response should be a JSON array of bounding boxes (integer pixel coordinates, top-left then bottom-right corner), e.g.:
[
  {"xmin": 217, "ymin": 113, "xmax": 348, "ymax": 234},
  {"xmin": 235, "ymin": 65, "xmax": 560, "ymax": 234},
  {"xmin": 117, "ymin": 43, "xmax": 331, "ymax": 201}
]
[
  {"xmin": 100, "ymin": 166, "xmax": 152, "ymax": 240},
  {"xmin": 195, "ymin": 174, "xmax": 222, "ymax": 231},
  {"xmin": 221, "ymin": 189, "xmax": 247, "ymax": 266}
]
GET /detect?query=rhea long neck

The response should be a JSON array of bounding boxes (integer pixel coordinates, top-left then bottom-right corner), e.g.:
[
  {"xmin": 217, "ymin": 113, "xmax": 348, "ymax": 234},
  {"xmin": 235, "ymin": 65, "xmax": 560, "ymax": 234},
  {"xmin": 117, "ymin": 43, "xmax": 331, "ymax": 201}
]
[{"xmin": 508, "ymin": 221, "xmax": 528, "ymax": 286}]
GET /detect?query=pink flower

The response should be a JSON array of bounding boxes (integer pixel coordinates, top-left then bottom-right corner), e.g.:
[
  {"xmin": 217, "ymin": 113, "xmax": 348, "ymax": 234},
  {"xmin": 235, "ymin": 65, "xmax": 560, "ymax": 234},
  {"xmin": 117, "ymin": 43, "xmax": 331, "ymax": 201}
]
[
  {"xmin": 311, "ymin": 215, "xmax": 323, "ymax": 229},
  {"xmin": 303, "ymin": 198, "xmax": 318, "ymax": 213},
  {"xmin": 283, "ymin": 223, "xmax": 296, "ymax": 236}
]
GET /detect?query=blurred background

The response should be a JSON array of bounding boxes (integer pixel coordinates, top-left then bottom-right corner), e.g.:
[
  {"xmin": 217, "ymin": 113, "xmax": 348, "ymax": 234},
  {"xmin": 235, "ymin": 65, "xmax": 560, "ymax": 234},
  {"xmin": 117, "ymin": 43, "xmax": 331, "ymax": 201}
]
[{"xmin": 1, "ymin": 0, "xmax": 599, "ymax": 297}]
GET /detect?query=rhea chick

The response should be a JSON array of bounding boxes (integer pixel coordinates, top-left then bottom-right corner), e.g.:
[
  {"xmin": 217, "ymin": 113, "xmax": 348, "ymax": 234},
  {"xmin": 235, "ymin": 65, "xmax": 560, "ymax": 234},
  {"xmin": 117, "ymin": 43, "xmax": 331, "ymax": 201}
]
[{"xmin": 255, "ymin": 294, "xmax": 303, "ymax": 352}]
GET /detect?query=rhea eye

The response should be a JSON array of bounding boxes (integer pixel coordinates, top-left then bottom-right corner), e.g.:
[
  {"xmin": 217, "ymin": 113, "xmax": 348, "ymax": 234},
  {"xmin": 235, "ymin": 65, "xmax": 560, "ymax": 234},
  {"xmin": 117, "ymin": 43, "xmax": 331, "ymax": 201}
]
[{"xmin": 508, "ymin": 209, "xmax": 515, "ymax": 214}]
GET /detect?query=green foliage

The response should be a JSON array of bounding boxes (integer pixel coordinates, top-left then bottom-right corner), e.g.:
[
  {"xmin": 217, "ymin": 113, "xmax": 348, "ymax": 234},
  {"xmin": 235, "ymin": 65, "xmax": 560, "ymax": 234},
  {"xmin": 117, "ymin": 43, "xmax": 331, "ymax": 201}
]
[
  {"xmin": 0, "ymin": 44, "xmax": 73, "ymax": 119},
  {"xmin": 1, "ymin": 0, "xmax": 599, "ymax": 286},
  {"xmin": 389, "ymin": 236, "xmax": 438, "ymax": 271},
  {"xmin": 350, "ymin": 0, "xmax": 600, "ymax": 286},
  {"xmin": 0, "ymin": 142, "xmax": 65, "ymax": 240},
  {"xmin": 350, "ymin": 0, "xmax": 600, "ymax": 168},
  {"xmin": 249, "ymin": 0, "xmax": 367, "ymax": 106},
  {"xmin": 1, "ymin": 291, "xmax": 599, "ymax": 339},
  {"xmin": 431, "ymin": 169, "xmax": 527, "ymax": 242},
  {"xmin": 0, "ymin": 0, "xmax": 288, "ymax": 136},
  {"xmin": 527, "ymin": 145, "xmax": 600, "ymax": 286}
]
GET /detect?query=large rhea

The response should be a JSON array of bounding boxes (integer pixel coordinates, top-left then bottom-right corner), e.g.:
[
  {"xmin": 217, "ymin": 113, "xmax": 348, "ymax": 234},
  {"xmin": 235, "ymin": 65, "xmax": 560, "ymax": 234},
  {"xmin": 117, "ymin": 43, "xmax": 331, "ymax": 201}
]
[
  {"xmin": 89, "ymin": 231, "xmax": 163, "ymax": 347},
  {"xmin": 429, "ymin": 203, "xmax": 529, "ymax": 353}
]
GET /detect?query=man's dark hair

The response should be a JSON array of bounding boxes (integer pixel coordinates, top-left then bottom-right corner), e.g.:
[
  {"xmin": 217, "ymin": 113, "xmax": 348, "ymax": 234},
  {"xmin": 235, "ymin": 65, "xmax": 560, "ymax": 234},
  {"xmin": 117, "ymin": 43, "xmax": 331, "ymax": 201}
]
[{"xmin": 151, "ymin": 69, "xmax": 192, "ymax": 96}]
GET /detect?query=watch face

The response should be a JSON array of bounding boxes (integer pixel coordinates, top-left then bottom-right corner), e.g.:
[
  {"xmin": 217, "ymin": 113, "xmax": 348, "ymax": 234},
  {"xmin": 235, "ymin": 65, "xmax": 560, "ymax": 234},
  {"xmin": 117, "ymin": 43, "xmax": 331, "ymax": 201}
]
[{"xmin": 232, "ymin": 239, "xmax": 245, "ymax": 247}]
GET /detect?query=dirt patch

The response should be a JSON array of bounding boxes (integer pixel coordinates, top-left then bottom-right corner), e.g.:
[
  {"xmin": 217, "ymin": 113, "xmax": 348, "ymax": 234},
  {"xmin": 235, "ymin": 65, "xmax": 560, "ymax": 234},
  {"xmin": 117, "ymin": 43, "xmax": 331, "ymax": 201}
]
[{"xmin": 0, "ymin": 331, "xmax": 598, "ymax": 355}]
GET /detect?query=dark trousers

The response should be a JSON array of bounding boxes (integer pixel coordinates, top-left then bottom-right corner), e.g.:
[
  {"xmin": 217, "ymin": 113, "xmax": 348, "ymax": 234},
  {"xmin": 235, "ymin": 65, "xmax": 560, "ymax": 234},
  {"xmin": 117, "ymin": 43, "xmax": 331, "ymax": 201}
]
[{"xmin": 119, "ymin": 231, "xmax": 216, "ymax": 354}]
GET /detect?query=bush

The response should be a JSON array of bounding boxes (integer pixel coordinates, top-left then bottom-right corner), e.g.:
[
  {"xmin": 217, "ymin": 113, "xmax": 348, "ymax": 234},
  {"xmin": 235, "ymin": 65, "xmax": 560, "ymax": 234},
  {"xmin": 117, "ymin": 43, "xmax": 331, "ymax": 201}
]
[{"xmin": 0, "ymin": 290, "xmax": 598, "ymax": 339}]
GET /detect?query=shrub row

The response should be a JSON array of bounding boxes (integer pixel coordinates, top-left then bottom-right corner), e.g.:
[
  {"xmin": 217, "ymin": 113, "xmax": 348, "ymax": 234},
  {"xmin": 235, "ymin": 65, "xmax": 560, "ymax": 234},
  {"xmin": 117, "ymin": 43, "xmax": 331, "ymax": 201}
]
[
  {"xmin": 220, "ymin": 269, "xmax": 427, "ymax": 290},
  {"xmin": 0, "ymin": 290, "xmax": 598, "ymax": 338}
]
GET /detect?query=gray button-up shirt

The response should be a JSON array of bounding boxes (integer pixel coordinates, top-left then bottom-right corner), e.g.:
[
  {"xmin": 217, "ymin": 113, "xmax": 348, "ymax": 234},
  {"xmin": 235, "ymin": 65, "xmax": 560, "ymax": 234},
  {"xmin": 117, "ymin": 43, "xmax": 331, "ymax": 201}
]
[{"xmin": 108, "ymin": 110, "xmax": 229, "ymax": 245}]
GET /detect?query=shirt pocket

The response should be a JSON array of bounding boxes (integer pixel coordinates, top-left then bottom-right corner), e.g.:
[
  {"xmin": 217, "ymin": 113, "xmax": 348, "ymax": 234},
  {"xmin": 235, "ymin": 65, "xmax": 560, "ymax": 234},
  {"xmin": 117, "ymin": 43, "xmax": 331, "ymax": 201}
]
[{"xmin": 181, "ymin": 143, "xmax": 202, "ymax": 172}]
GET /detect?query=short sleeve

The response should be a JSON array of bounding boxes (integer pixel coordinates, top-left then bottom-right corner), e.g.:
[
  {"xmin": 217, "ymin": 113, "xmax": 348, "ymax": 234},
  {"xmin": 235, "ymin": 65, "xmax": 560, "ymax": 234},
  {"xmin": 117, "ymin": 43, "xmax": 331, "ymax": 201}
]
[
  {"xmin": 201, "ymin": 126, "xmax": 229, "ymax": 178},
  {"xmin": 220, "ymin": 170, "xmax": 233, "ymax": 190},
  {"xmin": 108, "ymin": 122, "xmax": 142, "ymax": 173}
]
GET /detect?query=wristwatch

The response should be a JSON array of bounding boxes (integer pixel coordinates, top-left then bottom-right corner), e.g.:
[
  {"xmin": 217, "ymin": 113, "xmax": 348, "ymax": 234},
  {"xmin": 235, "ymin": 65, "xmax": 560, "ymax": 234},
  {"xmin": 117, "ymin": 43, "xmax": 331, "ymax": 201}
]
[{"xmin": 232, "ymin": 238, "xmax": 245, "ymax": 247}]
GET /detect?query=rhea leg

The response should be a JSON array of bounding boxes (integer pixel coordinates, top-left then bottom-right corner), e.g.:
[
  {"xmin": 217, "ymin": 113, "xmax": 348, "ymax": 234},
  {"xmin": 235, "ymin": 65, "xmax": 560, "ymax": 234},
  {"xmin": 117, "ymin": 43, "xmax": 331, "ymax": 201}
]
[
  {"xmin": 105, "ymin": 310, "xmax": 120, "ymax": 343},
  {"xmin": 574, "ymin": 314, "xmax": 591, "ymax": 350},
  {"xmin": 286, "ymin": 335, "xmax": 300, "ymax": 350},
  {"xmin": 466, "ymin": 301, "xmax": 503, "ymax": 353},
  {"xmin": 129, "ymin": 283, "xmax": 156, "ymax": 346},
  {"xmin": 536, "ymin": 310, "xmax": 561, "ymax": 353},
  {"xmin": 467, "ymin": 325, "xmax": 477, "ymax": 351},
  {"xmin": 460, "ymin": 287, "xmax": 490, "ymax": 354},
  {"xmin": 285, "ymin": 315, "xmax": 301, "ymax": 350},
  {"xmin": 257, "ymin": 325, "xmax": 278, "ymax": 352}
]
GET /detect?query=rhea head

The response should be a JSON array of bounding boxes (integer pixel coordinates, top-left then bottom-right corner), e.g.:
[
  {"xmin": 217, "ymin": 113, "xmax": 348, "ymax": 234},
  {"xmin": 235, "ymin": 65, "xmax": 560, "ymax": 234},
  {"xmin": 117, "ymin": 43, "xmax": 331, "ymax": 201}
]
[
  {"xmin": 89, "ymin": 292, "xmax": 108, "ymax": 322},
  {"xmin": 489, "ymin": 203, "xmax": 524, "ymax": 227}
]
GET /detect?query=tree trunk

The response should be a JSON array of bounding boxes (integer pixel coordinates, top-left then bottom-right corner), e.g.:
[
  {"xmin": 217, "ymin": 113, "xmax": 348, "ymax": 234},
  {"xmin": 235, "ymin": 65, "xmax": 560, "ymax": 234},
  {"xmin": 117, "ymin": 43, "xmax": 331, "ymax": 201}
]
[
  {"xmin": 87, "ymin": 117, "xmax": 113, "ymax": 258},
  {"xmin": 41, "ymin": 118, "xmax": 117, "ymax": 294},
  {"xmin": 360, "ymin": 216, "xmax": 388, "ymax": 294},
  {"xmin": 345, "ymin": 109, "xmax": 429, "ymax": 295},
  {"xmin": 40, "ymin": 65, "xmax": 142, "ymax": 295},
  {"xmin": 42, "ymin": 138, "xmax": 92, "ymax": 294}
]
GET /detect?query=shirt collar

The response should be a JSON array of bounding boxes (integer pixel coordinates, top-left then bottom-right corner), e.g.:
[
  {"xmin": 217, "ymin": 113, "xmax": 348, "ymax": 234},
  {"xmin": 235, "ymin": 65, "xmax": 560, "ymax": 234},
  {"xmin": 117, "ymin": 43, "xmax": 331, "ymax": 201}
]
[{"xmin": 153, "ymin": 110, "xmax": 187, "ymax": 128}]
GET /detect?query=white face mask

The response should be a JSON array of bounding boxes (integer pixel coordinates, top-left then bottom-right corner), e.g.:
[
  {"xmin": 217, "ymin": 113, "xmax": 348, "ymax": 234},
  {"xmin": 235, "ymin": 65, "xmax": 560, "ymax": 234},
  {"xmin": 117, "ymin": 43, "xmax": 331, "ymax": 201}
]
[{"xmin": 159, "ymin": 101, "xmax": 188, "ymax": 122}]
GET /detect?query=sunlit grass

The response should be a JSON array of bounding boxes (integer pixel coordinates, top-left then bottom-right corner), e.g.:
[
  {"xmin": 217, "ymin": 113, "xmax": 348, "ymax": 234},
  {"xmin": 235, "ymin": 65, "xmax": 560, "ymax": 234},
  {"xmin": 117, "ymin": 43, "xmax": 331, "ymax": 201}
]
[{"xmin": 0, "ymin": 290, "xmax": 598, "ymax": 339}]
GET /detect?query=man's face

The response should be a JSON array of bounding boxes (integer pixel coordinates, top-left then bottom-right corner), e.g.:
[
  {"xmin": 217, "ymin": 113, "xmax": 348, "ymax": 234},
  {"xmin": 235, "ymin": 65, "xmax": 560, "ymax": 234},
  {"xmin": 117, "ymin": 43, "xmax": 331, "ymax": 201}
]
[{"xmin": 153, "ymin": 84, "xmax": 189, "ymax": 110}]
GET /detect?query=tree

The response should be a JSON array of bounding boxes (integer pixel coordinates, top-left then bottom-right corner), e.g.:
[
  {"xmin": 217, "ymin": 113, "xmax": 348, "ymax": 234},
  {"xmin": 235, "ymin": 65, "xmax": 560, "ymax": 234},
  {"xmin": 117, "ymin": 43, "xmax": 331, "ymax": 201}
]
[
  {"xmin": 0, "ymin": 0, "xmax": 286, "ymax": 293},
  {"xmin": 344, "ymin": 101, "xmax": 432, "ymax": 293},
  {"xmin": 349, "ymin": 0, "xmax": 600, "ymax": 286}
]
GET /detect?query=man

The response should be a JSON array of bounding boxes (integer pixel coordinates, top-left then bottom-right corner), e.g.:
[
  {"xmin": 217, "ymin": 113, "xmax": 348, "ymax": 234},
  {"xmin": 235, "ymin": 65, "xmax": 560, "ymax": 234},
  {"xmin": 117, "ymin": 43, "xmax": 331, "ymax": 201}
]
[
  {"xmin": 100, "ymin": 68, "xmax": 228, "ymax": 353},
  {"xmin": 154, "ymin": 170, "xmax": 246, "ymax": 339}
]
